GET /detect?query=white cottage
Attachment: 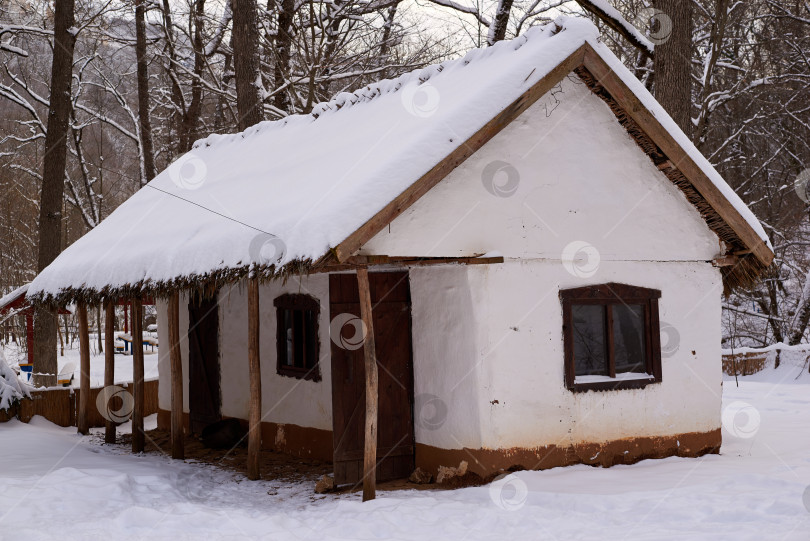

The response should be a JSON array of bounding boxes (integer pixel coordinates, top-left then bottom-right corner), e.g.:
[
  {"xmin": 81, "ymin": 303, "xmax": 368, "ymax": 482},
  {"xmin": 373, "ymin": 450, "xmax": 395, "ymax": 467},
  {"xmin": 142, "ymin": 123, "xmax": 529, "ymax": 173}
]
[{"xmin": 29, "ymin": 18, "xmax": 773, "ymax": 490}]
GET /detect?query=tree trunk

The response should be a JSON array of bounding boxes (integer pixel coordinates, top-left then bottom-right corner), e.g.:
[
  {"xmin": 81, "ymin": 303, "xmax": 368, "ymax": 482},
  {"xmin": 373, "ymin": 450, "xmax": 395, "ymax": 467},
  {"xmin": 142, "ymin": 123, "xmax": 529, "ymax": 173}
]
[
  {"xmin": 232, "ymin": 0, "xmax": 265, "ymax": 130},
  {"xmin": 33, "ymin": 0, "xmax": 77, "ymax": 387},
  {"xmin": 653, "ymin": 0, "xmax": 692, "ymax": 138},
  {"xmin": 487, "ymin": 0, "xmax": 514, "ymax": 46},
  {"xmin": 135, "ymin": 0, "xmax": 157, "ymax": 183},
  {"xmin": 273, "ymin": 0, "xmax": 295, "ymax": 113},
  {"xmin": 378, "ymin": 3, "xmax": 398, "ymax": 80}
]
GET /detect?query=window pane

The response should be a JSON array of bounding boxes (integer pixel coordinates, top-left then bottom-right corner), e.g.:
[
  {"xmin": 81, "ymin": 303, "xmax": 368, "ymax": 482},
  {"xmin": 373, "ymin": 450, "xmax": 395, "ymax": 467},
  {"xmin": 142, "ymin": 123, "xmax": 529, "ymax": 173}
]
[
  {"xmin": 293, "ymin": 309, "xmax": 304, "ymax": 368},
  {"xmin": 613, "ymin": 304, "xmax": 646, "ymax": 373},
  {"xmin": 572, "ymin": 304, "xmax": 607, "ymax": 376},
  {"xmin": 284, "ymin": 309, "xmax": 293, "ymax": 366},
  {"xmin": 304, "ymin": 310, "xmax": 318, "ymax": 369}
]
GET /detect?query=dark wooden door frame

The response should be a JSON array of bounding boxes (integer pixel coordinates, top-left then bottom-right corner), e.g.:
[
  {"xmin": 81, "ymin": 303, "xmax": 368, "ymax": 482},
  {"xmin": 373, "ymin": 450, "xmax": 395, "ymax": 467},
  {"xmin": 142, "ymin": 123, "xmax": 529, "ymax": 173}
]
[
  {"xmin": 188, "ymin": 293, "xmax": 222, "ymax": 433},
  {"xmin": 329, "ymin": 271, "xmax": 415, "ymax": 485}
]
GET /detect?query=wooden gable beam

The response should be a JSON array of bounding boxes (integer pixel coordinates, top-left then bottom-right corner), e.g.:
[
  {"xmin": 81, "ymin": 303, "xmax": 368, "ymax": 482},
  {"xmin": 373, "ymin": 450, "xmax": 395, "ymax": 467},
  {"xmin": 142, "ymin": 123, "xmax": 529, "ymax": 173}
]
[
  {"xmin": 332, "ymin": 44, "xmax": 589, "ymax": 263},
  {"xmin": 580, "ymin": 43, "xmax": 773, "ymax": 267}
]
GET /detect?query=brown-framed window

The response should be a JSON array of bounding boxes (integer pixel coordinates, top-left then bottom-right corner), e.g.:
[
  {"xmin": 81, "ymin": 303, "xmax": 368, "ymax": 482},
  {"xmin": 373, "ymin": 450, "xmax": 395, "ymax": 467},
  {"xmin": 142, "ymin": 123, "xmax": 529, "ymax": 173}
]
[
  {"xmin": 274, "ymin": 294, "xmax": 321, "ymax": 381},
  {"xmin": 560, "ymin": 283, "xmax": 662, "ymax": 392}
]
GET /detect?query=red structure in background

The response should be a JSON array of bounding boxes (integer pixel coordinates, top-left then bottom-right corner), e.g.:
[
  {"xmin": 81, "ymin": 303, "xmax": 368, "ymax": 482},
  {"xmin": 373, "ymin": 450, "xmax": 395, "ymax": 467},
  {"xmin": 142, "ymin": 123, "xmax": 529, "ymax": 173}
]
[
  {"xmin": 0, "ymin": 284, "xmax": 71, "ymax": 368},
  {"xmin": 117, "ymin": 297, "xmax": 155, "ymax": 333},
  {"xmin": 0, "ymin": 287, "xmax": 156, "ymax": 366}
]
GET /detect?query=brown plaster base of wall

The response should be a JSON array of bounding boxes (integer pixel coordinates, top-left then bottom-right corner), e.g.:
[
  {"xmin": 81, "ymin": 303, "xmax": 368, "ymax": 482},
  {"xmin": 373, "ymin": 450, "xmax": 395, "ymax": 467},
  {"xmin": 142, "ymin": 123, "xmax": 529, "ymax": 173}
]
[
  {"xmin": 415, "ymin": 429, "xmax": 722, "ymax": 479},
  {"xmin": 157, "ymin": 409, "xmax": 333, "ymax": 462},
  {"xmin": 157, "ymin": 409, "xmax": 719, "ymax": 480}
]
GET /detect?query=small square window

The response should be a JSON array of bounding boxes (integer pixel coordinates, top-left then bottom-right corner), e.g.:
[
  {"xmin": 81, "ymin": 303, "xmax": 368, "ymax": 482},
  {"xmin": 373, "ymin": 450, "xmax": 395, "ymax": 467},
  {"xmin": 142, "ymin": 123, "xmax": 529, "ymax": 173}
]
[
  {"xmin": 274, "ymin": 294, "xmax": 321, "ymax": 381},
  {"xmin": 561, "ymin": 284, "xmax": 662, "ymax": 392}
]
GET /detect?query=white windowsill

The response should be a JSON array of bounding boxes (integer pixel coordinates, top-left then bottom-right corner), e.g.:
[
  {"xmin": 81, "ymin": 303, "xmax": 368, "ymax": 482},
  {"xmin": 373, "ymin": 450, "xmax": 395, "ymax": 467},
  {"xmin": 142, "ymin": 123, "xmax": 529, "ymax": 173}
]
[{"xmin": 574, "ymin": 372, "xmax": 654, "ymax": 384}]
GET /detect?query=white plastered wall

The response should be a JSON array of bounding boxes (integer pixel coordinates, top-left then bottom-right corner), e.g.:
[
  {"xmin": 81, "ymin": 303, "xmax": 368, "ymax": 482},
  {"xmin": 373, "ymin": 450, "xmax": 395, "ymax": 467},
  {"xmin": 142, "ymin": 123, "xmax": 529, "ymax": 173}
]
[
  {"xmin": 217, "ymin": 275, "xmax": 332, "ymax": 430},
  {"xmin": 364, "ymin": 74, "xmax": 724, "ymax": 450},
  {"xmin": 157, "ymin": 275, "xmax": 332, "ymax": 431},
  {"xmin": 408, "ymin": 261, "xmax": 722, "ymax": 451},
  {"xmin": 157, "ymin": 292, "xmax": 190, "ymax": 413}
]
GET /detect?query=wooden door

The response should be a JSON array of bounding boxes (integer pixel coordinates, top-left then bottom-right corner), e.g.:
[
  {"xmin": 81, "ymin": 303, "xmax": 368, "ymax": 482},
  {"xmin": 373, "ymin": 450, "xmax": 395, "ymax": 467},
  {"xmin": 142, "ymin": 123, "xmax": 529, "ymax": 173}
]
[
  {"xmin": 330, "ymin": 272, "xmax": 415, "ymax": 485},
  {"xmin": 188, "ymin": 293, "xmax": 221, "ymax": 433}
]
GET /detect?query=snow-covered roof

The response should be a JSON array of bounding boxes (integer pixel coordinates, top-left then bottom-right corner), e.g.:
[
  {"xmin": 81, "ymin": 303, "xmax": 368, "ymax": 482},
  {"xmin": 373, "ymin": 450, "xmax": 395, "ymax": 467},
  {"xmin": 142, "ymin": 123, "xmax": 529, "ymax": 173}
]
[
  {"xmin": 0, "ymin": 284, "xmax": 29, "ymax": 312},
  {"xmin": 28, "ymin": 17, "xmax": 771, "ymax": 302}
]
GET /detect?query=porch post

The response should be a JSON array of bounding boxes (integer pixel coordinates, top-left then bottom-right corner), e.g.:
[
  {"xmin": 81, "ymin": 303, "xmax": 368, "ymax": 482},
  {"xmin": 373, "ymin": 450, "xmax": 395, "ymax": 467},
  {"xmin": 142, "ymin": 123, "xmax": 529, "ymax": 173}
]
[
  {"xmin": 247, "ymin": 275, "xmax": 262, "ymax": 480},
  {"xmin": 169, "ymin": 291, "xmax": 184, "ymax": 459},
  {"xmin": 77, "ymin": 302, "xmax": 90, "ymax": 435},
  {"xmin": 104, "ymin": 300, "xmax": 116, "ymax": 443},
  {"xmin": 131, "ymin": 298, "xmax": 145, "ymax": 452},
  {"xmin": 25, "ymin": 312, "xmax": 34, "ymax": 365},
  {"xmin": 356, "ymin": 266, "xmax": 378, "ymax": 502}
]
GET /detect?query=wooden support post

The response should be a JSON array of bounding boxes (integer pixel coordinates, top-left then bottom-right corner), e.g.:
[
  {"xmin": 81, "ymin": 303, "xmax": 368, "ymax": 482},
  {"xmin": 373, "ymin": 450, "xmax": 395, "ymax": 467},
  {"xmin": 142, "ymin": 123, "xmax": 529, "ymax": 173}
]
[
  {"xmin": 356, "ymin": 267, "xmax": 378, "ymax": 502},
  {"xmin": 131, "ymin": 298, "xmax": 145, "ymax": 453},
  {"xmin": 247, "ymin": 275, "xmax": 262, "ymax": 480},
  {"xmin": 104, "ymin": 301, "xmax": 116, "ymax": 444},
  {"xmin": 169, "ymin": 291, "xmax": 184, "ymax": 459},
  {"xmin": 25, "ymin": 312, "xmax": 33, "ymax": 365},
  {"xmin": 77, "ymin": 302, "xmax": 90, "ymax": 435}
]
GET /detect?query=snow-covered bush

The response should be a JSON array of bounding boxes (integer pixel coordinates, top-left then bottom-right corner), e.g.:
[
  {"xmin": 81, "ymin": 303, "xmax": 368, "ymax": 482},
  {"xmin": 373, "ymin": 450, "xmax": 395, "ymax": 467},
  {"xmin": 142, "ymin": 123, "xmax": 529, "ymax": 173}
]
[{"xmin": 0, "ymin": 348, "xmax": 31, "ymax": 411}]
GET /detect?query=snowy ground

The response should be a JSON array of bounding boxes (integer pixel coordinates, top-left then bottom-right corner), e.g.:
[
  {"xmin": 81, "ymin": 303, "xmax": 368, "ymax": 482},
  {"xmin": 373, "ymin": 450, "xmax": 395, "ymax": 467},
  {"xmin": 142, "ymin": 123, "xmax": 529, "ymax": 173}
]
[
  {"xmin": 1, "ymin": 365, "xmax": 809, "ymax": 540},
  {"xmin": 1, "ymin": 337, "xmax": 159, "ymax": 387}
]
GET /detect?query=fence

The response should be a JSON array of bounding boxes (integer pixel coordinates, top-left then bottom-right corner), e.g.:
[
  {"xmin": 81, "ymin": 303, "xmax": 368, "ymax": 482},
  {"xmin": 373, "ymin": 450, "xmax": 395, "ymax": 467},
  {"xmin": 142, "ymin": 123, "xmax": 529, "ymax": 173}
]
[
  {"xmin": 3, "ymin": 379, "xmax": 159, "ymax": 428},
  {"xmin": 722, "ymin": 350, "xmax": 769, "ymax": 376},
  {"xmin": 722, "ymin": 344, "xmax": 810, "ymax": 377}
]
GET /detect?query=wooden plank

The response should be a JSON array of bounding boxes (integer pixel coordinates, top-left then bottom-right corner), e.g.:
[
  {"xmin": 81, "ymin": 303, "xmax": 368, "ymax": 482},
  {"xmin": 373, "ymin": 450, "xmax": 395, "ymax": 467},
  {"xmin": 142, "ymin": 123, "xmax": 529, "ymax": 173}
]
[
  {"xmin": 247, "ymin": 276, "xmax": 262, "ymax": 480},
  {"xmin": 712, "ymin": 255, "xmax": 740, "ymax": 267},
  {"xmin": 332, "ymin": 45, "xmax": 589, "ymax": 262},
  {"xmin": 356, "ymin": 267, "xmax": 378, "ymax": 501},
  {"xmin": 104, "ymin": 301, "xmax": 115, "ymax": 443},
  {"xmin": 169, "ymin": 291, "xmax": 184, "ymax": 459},
  {"xmin": 316, "ymin": 255, "xmax": 505, "ymax": 274},
  {"xmin": 580, "ymin": 44, "xmax": 773, "ymax": 266},
  {"xmin": 76, "ymin": 302, "xmax": 90, "ymax": 435},
  {"xmin": 131, "ymin": 298, "xmax": 145, "ymax": 453}
]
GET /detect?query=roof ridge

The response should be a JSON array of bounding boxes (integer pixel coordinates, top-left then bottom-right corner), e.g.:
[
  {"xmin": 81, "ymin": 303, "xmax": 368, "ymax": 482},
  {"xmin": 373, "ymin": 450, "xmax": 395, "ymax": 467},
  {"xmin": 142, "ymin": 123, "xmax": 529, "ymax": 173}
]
[{"xmin": 190, "ymin": 19, "xmax": 566, "ymax": 153}]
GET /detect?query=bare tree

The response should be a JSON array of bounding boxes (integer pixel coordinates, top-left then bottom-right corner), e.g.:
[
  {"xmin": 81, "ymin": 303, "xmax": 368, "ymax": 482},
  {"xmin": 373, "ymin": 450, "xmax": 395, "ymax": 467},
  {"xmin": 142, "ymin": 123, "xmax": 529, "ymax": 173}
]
[
  {"xmin": 232, "ymin": 0, "xmax": 265, "ymax": 129},
  {"xmin": 652, "ymin": 0, "xmax": 692, "ymax": 136},
  {"xmin": 32, "ymin": 0, "xmax": 77, "ymax": 386},
  {"xmin": 135, "ymin": 0, "xmax": 156, "ymax": 183}
]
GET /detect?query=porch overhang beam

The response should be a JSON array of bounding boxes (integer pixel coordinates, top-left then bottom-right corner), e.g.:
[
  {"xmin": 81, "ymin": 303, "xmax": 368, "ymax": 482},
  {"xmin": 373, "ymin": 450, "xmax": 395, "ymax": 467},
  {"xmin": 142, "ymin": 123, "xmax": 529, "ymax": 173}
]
[{"xmin": 315, "ymin": 254, "xmax": 505, "ymax": 273}]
